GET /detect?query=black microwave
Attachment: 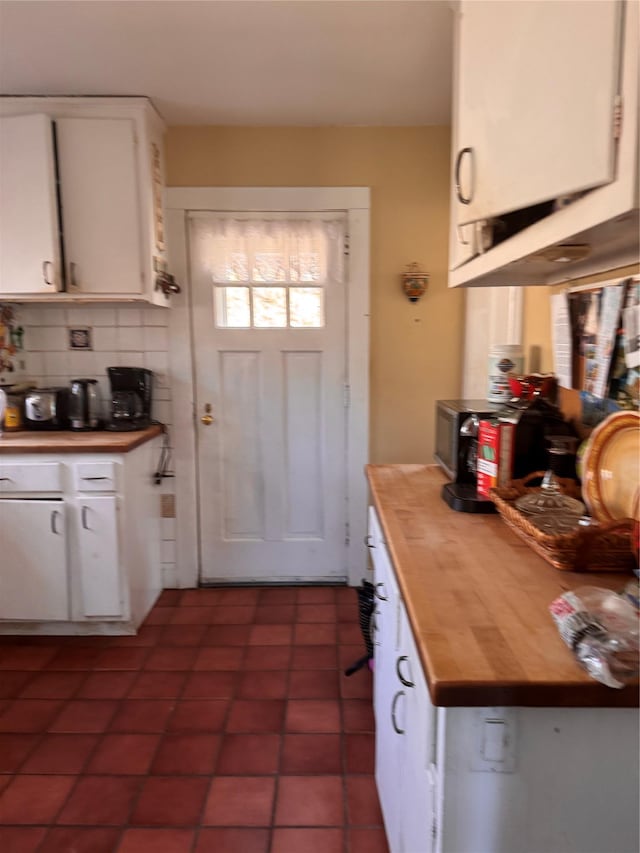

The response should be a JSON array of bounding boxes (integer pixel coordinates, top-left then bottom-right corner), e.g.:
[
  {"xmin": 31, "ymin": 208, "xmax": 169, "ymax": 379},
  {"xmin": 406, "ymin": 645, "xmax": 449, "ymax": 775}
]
[{"xmin": 434, "ymin": 399, "xmax": 502, "ymax": 482}]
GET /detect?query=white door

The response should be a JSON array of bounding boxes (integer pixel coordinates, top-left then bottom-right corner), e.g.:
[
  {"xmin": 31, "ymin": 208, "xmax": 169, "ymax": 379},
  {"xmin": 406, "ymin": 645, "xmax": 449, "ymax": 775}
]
[
  {"xmin": 0, "ymin": 113, "xmax": 62, "ymax": 293},
  {"xmin": 455, "ymin": 0, "xmax": 622, "ymax": 225},
  {"xmin": 0, "ymin": 500, "xmax": 68, "ymax": 620},
  {"xmin": 77, "ymin": 496, "xmax": 122, "ymax": 618},
  {"xmin": 190, "ymin": 212, "xmax": 348, "ymax": 583},
  {"xmin": 56, "ymin": 117, "xmax": 143, "ymax": 294}
]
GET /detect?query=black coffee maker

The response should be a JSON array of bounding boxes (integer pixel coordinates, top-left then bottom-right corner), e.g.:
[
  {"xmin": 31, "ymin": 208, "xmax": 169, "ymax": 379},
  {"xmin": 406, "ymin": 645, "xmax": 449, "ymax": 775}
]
[{"xmin": 106, "ymin": 367, "xmax": 153, "ymax": 431}]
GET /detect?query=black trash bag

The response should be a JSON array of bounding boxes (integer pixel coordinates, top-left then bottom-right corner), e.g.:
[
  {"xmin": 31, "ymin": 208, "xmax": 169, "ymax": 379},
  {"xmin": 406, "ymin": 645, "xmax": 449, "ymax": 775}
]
[{"xmin": 344, "ymin": 579, "xmax": 375, "ymax": 676}]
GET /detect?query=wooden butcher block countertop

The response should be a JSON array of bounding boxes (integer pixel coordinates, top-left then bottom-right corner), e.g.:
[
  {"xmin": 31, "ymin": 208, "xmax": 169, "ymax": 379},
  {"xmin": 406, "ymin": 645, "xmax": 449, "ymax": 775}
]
[
  {"xmin": 0, "ymin": 424, "xmax": 162, "ymax": 454},
  {"xmin": 367, "ymin": 464, "xmax": 639, "ymax": 708}
]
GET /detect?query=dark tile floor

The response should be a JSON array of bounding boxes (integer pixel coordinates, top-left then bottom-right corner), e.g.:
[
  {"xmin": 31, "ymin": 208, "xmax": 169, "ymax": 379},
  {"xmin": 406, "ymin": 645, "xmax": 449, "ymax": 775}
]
[{"xmin": 0, "ymin": 586, "xmax": 389, "ymax": 853}]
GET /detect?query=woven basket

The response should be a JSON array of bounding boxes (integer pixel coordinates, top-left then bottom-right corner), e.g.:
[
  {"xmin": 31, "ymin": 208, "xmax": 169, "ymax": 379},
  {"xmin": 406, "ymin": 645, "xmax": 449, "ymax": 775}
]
[{"xmin": 489, "ymin": 472, "xmax": 635, "ymax": 572}]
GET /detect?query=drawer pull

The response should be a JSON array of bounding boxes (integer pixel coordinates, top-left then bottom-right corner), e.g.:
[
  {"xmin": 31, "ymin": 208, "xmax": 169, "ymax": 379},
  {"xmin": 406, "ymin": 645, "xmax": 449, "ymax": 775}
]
[
  {"xmin": 50, "ymin": 510, "xmax": 61, "ymax": 535},
  {"xmin": 375, "ymin": 582, "xmax": 388, "ymax": 602},
  {"xmin": 396, "ymin": 655, "xmax": 415, "ymax": 688},
  {"xmin": 81, "ymin": 476, "xmax": 110, "ymax": 481},
  {"xmin": 0, "ymin": 476, "xmax": 13, "ymax": 481},
  {"xmin": 81, "ymin": 505, "xmax": 90, "ymax": 530},
  {"xmin": 391, "ymin": 690, "xmax": 405, "ymax": 735}
]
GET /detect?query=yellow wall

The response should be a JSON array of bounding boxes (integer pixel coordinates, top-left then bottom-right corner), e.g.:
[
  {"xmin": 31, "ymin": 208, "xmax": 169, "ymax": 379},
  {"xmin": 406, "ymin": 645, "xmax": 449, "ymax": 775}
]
[{"xmin": 165, "ymin": 126, "xmax": 460, "ymax": 463}]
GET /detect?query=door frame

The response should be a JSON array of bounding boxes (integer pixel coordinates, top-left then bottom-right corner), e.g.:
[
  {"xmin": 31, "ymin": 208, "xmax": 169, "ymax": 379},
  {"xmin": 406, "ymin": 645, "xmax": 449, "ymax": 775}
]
[{"xmin": 165, "ymin": 187, "xmax": 370, "ymax": 588}]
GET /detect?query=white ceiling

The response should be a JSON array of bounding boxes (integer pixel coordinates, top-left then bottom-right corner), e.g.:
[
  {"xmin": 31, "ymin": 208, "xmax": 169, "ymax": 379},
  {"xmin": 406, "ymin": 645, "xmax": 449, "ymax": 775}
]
[{"xmin": 0, "ymin": 0, "xmax": 453, "ymax": 126}]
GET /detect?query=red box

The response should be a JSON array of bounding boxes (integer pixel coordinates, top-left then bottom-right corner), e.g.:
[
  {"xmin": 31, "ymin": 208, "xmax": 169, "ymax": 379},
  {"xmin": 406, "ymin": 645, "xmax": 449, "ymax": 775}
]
[{"xmin": 477, "ymin": 419, "xmax": 515, "ymax": 498}]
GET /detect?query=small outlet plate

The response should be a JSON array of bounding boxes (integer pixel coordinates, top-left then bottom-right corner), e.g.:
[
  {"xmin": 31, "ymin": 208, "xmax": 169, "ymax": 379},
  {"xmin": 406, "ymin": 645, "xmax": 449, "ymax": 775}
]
[{"xmin": 470, "ymin": 707, "xmax": 517, "ymax": 773}]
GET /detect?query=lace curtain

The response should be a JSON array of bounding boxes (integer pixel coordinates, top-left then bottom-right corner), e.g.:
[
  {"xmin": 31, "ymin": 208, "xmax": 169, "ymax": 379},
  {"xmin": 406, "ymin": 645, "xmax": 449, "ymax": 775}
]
[{"xmin": 196, "ymin": 216, "xmax": 345, "ymax": 285}]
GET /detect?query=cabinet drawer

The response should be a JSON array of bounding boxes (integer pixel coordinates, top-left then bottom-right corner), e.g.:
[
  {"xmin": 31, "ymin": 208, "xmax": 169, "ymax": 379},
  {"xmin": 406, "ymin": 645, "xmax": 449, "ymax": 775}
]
[
  {"xmin": 75, "ymin": 462, "xmax": 118, "ymax": 492},
  {"xmin": 0, "ymin": 462, "xmax": 62, "ymax": 492}
]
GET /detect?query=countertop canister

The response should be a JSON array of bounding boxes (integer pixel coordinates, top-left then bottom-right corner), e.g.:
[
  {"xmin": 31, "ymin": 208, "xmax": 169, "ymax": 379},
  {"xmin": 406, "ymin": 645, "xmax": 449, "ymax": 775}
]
[{"xmin": 488, "ymin": 344, "xmax": 524, "ymax": 403}]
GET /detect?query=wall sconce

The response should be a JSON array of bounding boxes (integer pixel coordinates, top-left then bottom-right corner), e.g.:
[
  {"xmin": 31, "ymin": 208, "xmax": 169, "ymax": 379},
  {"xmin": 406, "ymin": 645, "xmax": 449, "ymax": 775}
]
[{"xmin": 401, "ymin": 262, "xmax": 429, "ymax": 303}]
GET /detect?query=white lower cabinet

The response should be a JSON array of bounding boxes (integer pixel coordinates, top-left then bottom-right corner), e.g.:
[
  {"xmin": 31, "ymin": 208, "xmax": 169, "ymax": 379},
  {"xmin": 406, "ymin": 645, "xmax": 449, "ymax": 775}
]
[
  {"xmin": 371, "ymin": 504, "xmax": 431, "ymax": 853},
  {"xmin": 77, "ymin": 496, "xmax": 122, "ymax": 618},
  {"xmin": 0, "ymin": 499, "xmax": 68, "ymax": 620},
  {"xmin": 398, "ymin": 604, "xmax": 437, "ymax": 853},
  {"xmin": 369, "ymin": 506, "xmax": 639, "ymax": 853},
  {"xmin": 0, "ymin": 441, "xmax": 161, "ymax": 633},
  {"xmin": 370, "ymin": 505, "xmax": 404, "ymax": 846}
]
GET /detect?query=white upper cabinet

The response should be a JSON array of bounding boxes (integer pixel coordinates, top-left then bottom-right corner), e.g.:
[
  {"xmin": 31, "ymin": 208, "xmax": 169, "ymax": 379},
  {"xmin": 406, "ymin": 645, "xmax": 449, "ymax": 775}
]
[
  {"xmin": 455, "ymin": 0, "xmax": 621, "ymax": 226},
  {"xmin": 0, "ymin": 114, "xmax": 62, "ymax": 293},
  {"xmin": 0, "ymin": 97, "xmax": 171, "ymax": 305},
  {"xmin": 56, "ymin": 118, "xmax": 143, "ymax": 295},
  {"xmin": 450, "ymin": 0, "xmax": 639, "ymax": 287}
]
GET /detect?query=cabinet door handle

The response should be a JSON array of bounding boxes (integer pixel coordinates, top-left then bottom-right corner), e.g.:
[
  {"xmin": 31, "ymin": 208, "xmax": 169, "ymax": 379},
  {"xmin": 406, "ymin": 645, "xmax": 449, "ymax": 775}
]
[
  {"xmin": 81, "ymin": 505, "xmax": 90, "ymax": 530},
  {"xmin": 375, "ymin": 582, "xmax": 388, "ymax": 602},
  {"xmin": 454, "ymin": 146, "xmax": 474, "ymax": 205},
  {"xmin": 42, "ymin": 260, "xmax": 55, "ymax": 287},
  {"xmin": 396, "ymin": 655, "xmax": 415, "ymax": 688},
  {"xmin": 364, "ymin": 534, "xmax": 375, "ymax": 549},
  {"xmin": 50, "ymin": 509, "xmax": 61, "ymax": 535},
  {"xmin": 69, "ymin": 262, "xmax": 78, "ymax": 289},
  {"xmin": 0, "ymin": 476, "xmax": 13, "ymax": 481},
  {"xmin": 391, "ymin": 690, "xmax": 405, "ymax": 735}
]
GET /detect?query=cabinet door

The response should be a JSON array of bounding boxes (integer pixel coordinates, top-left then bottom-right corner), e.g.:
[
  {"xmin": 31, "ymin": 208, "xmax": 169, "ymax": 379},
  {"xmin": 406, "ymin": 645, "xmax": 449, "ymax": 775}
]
[
  {"xmin": 0, "ymin": 500, "xmax": 68, "ymax": 620},
  {"xmin": 375, "ymin": 615, "xmax": 404, "ymax": 853},
  {"xmin": 370, "ymin": 510, "xmax": 402, "ymax": 852},
  {"xmin": 455, "ymin": 0, "xmax": 622, "ymax": 226},
  {"xmin": 0, "ymin": 114, "xmax": 61, "ymax": 293},
  {"xmin": 56, "ymin": 118, "xmax": 143, "ymax": 294},
  {"xmin": 371, "ymin": 522, "xmax": 399, "ymax": 726},
  {"xmin": 77, "ymin": 495, "xmax": 122, "ymax": 617},
  {"xmin": 399, "ymin": 604, "xmax": 437, "ymax": 853}
]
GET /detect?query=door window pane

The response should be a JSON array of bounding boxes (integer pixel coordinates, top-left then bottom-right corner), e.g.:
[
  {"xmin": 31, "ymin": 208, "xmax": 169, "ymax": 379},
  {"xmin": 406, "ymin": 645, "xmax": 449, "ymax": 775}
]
[
  {"xmin": 290, "ymin": 287, "xmax": 324, "ymax": 327},
  {"xmin": 215, "ymin": 286, "xmax": 250, "ymax": 328},
  {"xmin": 253, "ymin": 287, "xmax": 287, "ymax": 327}
]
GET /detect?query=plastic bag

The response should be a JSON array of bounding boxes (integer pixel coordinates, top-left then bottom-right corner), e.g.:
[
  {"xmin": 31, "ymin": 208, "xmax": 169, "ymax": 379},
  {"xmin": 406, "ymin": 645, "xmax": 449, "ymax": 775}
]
[{"xmin": 549, "ymin": 585, "xmax": 640, "ymax": 688}]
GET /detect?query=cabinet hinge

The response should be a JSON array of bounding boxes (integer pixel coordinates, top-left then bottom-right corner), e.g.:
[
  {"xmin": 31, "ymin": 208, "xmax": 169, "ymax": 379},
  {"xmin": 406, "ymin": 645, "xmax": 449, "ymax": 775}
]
[
  {"xmin": 344, "ymin": 235, "xmax": 350, "ymax": 256},
  {"xmin": 343, "ymin": 384, "xmax": 351, "ymax": 408},
  {"xmin": 345, "ymin": 522, "xmax": 350, "ymax": 546},
  {"xmin": 613, "ymin": 95, "xmax": 623, "ymax": 140}
]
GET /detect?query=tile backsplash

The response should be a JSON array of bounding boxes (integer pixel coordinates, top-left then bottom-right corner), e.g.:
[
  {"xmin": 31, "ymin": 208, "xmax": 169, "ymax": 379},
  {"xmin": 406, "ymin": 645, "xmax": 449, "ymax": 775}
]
[
  {"xmin": 12, "ymin": 304, "xmax": 172, "ymax": 426},
  {"xmin": 5, "ymin": 303, "xmax": 177, "ymax": 586}
]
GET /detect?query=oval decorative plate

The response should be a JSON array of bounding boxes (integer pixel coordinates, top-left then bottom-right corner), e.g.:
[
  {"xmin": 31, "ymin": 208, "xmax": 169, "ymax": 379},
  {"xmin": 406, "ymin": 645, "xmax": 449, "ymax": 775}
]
[{"xmin": 581, "ymin": 410, "xmax": 640, "ymax": 523}]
